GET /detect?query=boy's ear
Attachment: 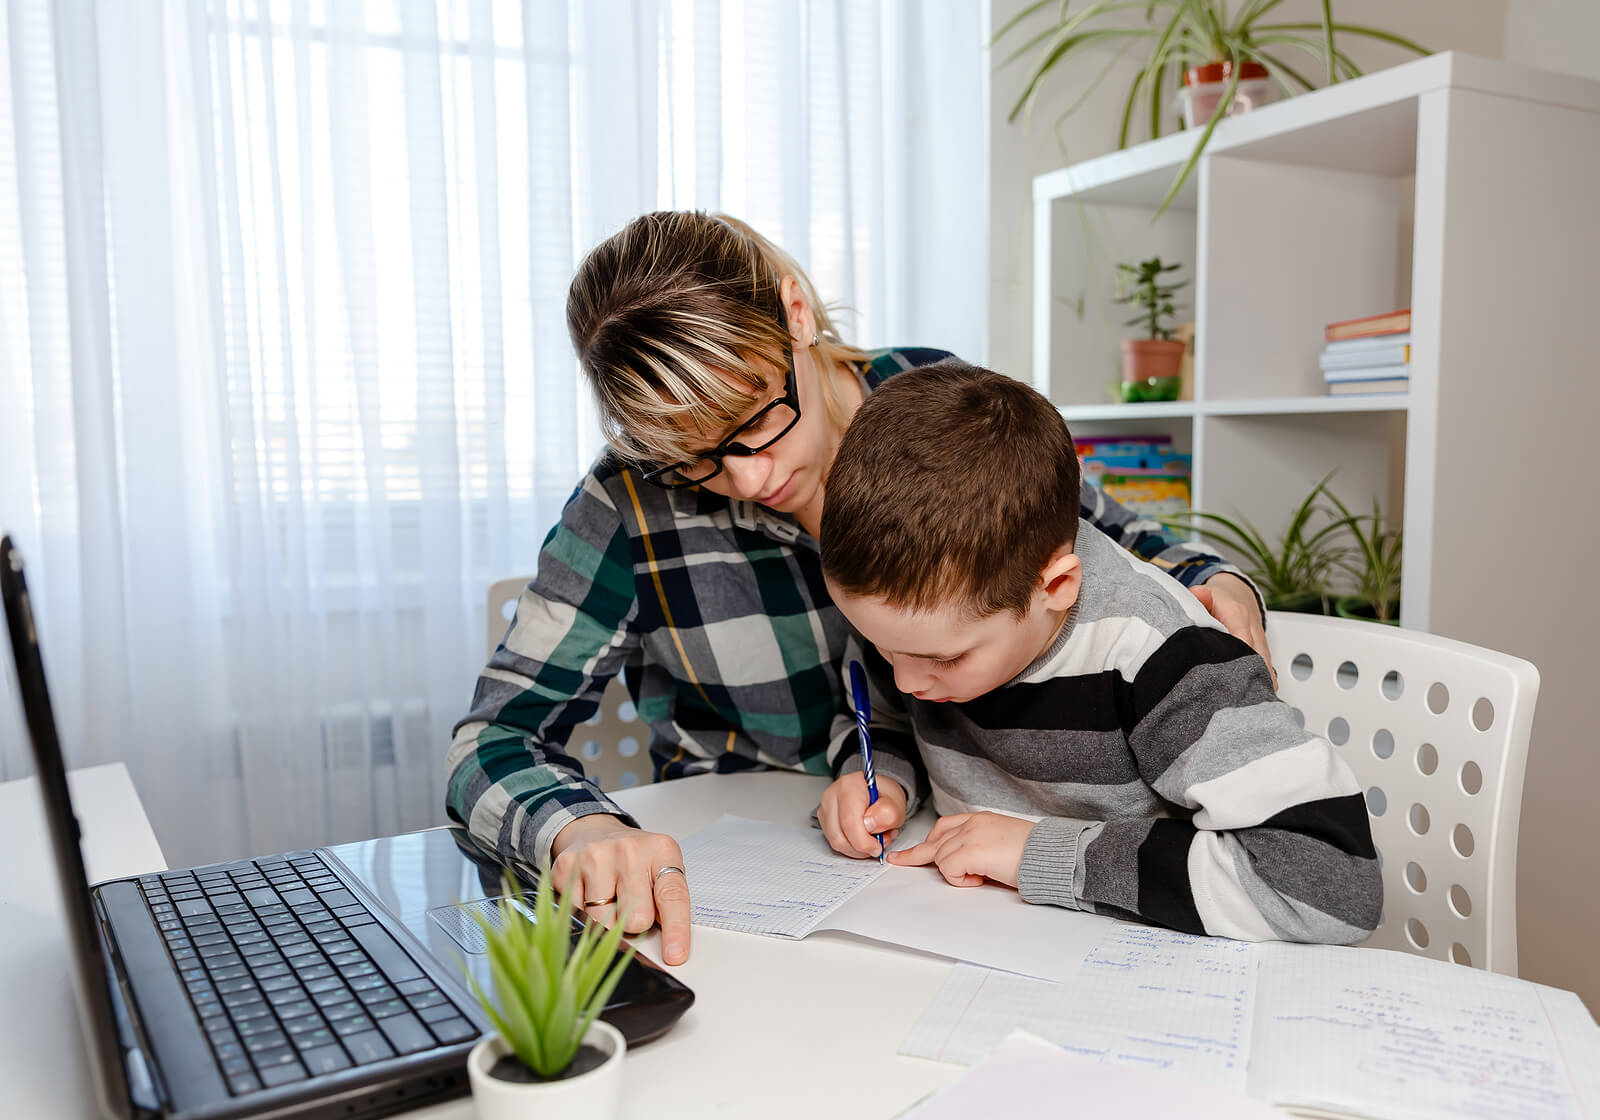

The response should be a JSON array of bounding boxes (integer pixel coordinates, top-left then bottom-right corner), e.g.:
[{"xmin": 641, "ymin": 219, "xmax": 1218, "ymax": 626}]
[{"xmin": 1038, "ymin": 546, "xmax": 1082, "ymax": 612}]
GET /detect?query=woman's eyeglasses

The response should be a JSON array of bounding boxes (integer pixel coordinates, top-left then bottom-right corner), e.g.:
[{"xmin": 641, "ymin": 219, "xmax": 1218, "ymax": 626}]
[{"xmin": 643, "ymin": 349, "xmax": 802, "ymax": 489}]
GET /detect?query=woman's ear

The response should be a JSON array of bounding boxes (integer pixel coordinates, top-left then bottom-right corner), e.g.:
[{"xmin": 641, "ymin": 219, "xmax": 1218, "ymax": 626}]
[
  {"xmin": 1039, "ymin": 546, "xmax": 1082, "ymax": 613},
  {"xmin": 779, "ymin": 275, "xmax": 815, "ymax": 345}
]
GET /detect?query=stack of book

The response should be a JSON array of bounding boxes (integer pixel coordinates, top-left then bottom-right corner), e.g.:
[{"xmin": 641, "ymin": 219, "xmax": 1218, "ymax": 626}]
[
  {"xmin": 1321, "ymin": 309, "xmax": 1411, "ymax": 395},
  {"xmin": 1076, "ymin": 435, "xmax": 1191, "ymax": 517}
]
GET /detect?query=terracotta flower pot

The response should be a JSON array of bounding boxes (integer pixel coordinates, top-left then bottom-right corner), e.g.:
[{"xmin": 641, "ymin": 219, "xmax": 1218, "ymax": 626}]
[
  {"xmin": 1120, "ymin": 338, "xmax": 1186, "ymax": 403},
  {"xmin": 1180, "ymin": 60, "xmax": 1278, "ymax": 130}
]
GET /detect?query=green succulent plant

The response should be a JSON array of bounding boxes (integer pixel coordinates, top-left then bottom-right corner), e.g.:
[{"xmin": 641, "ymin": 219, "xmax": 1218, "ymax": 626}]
[{"xmin": 466, "ymin": 871, "xmax": 635, "ymax": 1078}]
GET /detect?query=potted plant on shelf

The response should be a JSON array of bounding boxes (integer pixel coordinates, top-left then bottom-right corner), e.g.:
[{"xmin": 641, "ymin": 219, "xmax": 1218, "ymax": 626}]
[
  {"xmin": 1115, "ymin": 257, "xmax": 1187, "ymax": 403},
  {"xmin": 1326, "ymin": 492, "xmax": 1402, "ymax": 624},
  {"xmin": 1160, "ymin": 474, "xmax": 1347, "ymax": 613},
  {"xmin": 994, "ymin": 0, "xmax": 1430, "ymax": 215},
  {"xmin": 465, "ymin": 871, "xmax": 636, "ymax": 1119}
]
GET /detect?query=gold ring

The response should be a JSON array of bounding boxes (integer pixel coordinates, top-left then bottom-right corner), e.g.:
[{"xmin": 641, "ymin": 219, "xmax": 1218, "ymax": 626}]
[
  {"xmin": 583, "ymin": 897, "xmax": 615, "ymax": 908},
  {"xmin": 654, "ymin": 865, "xmax": 686, "ymax": 882}
]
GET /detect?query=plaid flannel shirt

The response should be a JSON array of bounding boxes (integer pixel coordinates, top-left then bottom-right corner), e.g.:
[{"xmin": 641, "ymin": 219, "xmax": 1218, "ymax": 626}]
[{"xmin": 445, "ymin": 347, "xmax": 1253, "ymax": 866}]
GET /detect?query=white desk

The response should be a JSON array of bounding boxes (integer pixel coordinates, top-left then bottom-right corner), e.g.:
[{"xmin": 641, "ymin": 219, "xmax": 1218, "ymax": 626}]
[
  {"xmin": 0, "ymin": 766, "xmax": 962, "ymax": 1119},
  {"xmin": 0, "ymin": 764, "xmax": 167, "ymax": 1120}
]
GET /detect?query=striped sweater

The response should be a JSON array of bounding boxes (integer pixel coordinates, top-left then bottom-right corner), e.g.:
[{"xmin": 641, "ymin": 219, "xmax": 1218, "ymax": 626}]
[{"xmin": 832, "ymin": 520, "xmax": 1382, "ymax": 944}]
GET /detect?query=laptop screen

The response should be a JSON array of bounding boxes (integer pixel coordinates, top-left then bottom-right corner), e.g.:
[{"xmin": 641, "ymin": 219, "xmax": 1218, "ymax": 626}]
[{"xmin": 2, "ymin": 535, "xmax": 135, "ymax": 1119}]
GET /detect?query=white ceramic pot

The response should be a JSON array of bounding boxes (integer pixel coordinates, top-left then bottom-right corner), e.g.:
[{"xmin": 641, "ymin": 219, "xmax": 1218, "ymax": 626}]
[{"xmin": 466, "ymin": 1020, "xmax": 626, "ymax": 1120}]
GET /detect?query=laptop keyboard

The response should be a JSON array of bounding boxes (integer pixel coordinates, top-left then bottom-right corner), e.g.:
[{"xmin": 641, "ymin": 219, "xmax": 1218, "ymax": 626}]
[{"xmin": 137, "ymin": 851, "xmax": 478, "ymax": 1096}]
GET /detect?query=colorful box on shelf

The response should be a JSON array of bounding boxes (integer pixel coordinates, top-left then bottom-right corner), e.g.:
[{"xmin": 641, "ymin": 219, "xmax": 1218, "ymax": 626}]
[
  {"xmin": 1076, "ymin": 436, "xmax": 1191, "ymax": 492},
  {"xmin": 1099, "ymin": 473, "xmax": 1192, "ymax": 517}
]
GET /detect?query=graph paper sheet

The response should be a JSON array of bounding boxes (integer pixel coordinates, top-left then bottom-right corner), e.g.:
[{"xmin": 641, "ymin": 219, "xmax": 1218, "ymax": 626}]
[{"xmin": 678, "ymin": 815, "xmax": 889, "ymax": 939}]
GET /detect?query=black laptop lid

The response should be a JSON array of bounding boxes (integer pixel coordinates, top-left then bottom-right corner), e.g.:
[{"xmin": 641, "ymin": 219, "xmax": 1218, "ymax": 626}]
[{"xmin": 2, "ymin": 535, "xmax": 134, "ymax": 1120}]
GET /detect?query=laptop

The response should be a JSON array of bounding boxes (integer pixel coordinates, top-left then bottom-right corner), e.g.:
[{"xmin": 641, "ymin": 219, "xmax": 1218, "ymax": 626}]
[{"xmin": 1, "ymin": 534, "xmax": 693, "ymax": 1119}]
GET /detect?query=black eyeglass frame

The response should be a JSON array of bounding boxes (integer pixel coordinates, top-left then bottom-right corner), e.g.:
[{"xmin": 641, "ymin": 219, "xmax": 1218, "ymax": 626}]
[{"xmin": 641, "ymin": 347, "xmax": 802, "ymax": 489}]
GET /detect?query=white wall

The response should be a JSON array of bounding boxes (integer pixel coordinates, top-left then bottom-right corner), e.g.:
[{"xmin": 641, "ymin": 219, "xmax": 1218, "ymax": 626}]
[
  {"xmin": 1504, "ymin": 0, "xmax": 1600, "ymax": 80},
  {"xmin": 988, "ymin": 0, "xmax": 1600, "ymax": 1012}
]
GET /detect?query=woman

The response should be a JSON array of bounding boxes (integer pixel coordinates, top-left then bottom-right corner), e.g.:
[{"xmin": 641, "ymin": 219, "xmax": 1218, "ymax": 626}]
[{"xmin": 446, "ymin": 211, "xmax": 1271, "ymax": 966}]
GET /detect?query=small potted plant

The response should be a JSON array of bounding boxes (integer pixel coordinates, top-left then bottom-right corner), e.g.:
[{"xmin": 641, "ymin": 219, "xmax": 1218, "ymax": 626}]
[
  {"xmin": 1160, "ymin": 474, "xmax": 1348, "ymax": 613},
  {"xmin": 1326, "ymin": 493, "xmax": 1402, "ymax": 624},
  {"xmin": 1115, "ymin": 257, "xmax": 1187, "ymax": 403},
  {"xmin": 465, "ymin": 871, "xmax": 636, "ymax": 1119}
]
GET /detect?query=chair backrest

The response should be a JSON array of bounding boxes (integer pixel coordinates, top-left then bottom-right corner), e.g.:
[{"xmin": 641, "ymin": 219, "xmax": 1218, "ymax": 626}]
[
  {"xmin": 1266, "ymin": 611, "xmax": 1539, "ymax": 975},
  {"xmin": 486, "ymin": 577, "xmax": 647, "ymax": 794}
]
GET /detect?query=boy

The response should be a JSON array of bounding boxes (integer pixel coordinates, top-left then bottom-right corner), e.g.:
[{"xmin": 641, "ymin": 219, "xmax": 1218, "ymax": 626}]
[{"xmin": 816, "ymin": 361, "xmax": 1381, "ymax": 943}]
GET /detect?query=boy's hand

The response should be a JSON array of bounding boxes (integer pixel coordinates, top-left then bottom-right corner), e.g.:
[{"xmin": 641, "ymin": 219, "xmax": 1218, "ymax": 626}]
[
  {"xmin": 817, "ymin": 773, "xmax": 907, "ymax": 859},
  {"xmin": 888, "ymin": 812, "xmax": 1033, "ymax": 888}
]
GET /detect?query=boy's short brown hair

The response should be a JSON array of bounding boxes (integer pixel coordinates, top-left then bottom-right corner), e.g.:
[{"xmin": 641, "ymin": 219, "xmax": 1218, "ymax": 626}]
[{"xmin": 821, "ymin": 361, "xmax": 1079, "ymax": 618}]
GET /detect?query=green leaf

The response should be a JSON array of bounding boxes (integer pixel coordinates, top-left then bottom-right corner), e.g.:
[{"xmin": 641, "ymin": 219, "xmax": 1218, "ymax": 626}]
[
  {"xmin": 1154, "ymin": 54, "xmax": 1239, "ymax": 218},
  {"xmin": 1319, "ymin": 0, "xmax": 1335, "ymax": 83},
  {"xmin": 989, "ymin": 0, "xmax": 1060, "ymax": 49},
  {"xmin": 1010, "ymin": 26, "xmax": 1164, "ymax": 122},
  {"xmin": 1254, "ymin": 22, "xmax": 1431, "ymax": 56}
]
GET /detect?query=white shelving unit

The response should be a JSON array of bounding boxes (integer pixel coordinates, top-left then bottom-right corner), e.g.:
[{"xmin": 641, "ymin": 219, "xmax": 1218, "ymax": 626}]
[{"xmin": 1032, "ymin": 52, "xmax": 1600, "ymax": 643}]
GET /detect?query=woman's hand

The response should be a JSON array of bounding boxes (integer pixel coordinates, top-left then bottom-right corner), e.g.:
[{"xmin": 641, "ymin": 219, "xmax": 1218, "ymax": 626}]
[
  {"xmin": 1194, "ymin": 573, "xmax": 1277, "ymax": 688},
  {"xmin": 887, "ymin": 811, "xmax": 1034, "ymax": 888},
  {"xmin": 549, "ymin": 815, "xmax": 691, "ymax": 965},
  {"xmin": 817, "ymin": 773, "xmax": 907, "ymax": 858}
]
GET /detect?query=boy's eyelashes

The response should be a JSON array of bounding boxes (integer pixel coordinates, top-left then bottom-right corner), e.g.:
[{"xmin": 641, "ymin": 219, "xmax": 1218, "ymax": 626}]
[{"xmin": 929, "ymin": 654, "xmax": 965, "ymax": 670}]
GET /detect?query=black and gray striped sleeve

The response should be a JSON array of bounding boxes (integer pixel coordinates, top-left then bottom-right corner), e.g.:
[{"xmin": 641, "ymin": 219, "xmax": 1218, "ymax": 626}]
[{"xmin": 1019, "ymin": 627, "xmax": 1382, "ymax": 944}]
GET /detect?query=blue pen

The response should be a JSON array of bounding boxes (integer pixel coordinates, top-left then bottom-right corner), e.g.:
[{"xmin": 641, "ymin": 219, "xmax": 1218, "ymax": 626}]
[{"xmin": 848, "ymin": 660, "xmax": 886, "ymax": 863}]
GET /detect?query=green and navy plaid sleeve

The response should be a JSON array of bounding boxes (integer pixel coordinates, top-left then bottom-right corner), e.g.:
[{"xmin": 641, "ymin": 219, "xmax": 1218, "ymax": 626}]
[
  {"xmin": 1080, "ymin": 479, "xmax": 1264, "ymax": 620},
  {"xmin": 446, "ymin": 468, "xmax": 645, "ymax": 868}
]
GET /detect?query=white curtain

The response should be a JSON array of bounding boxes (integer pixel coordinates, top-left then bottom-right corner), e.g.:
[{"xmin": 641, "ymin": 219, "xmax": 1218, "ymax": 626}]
[{"xmin": 0, "ymin": 0, "xmax": 988, "ymax": 867}]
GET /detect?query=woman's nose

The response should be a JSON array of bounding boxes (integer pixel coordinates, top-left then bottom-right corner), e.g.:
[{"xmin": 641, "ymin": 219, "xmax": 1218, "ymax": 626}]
[{"xmin": 720, "ymin": 454, "xmax": 772, "ymax": 499}]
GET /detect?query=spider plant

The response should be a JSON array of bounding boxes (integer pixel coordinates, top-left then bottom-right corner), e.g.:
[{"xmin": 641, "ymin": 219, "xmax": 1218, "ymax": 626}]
[
  {"xmin": 994, "ymin": 0, "xmax": 1431, "ymax": 215},
  {"xmin": 1159, "ymin": 473, "xmax": 1348, "ymax": 611},
  {"xmin": 1324, "ymin": 490, "xmax": 1402, "ymax": 622},
  {"xmin": 467, "ymin": 871, "xmax": 635, "ymax": 1079}
]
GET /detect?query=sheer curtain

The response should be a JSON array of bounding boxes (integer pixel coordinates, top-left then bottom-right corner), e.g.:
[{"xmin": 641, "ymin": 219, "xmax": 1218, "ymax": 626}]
[{"xmin": 0, "ymin": 0, "xmax": 987, "ymax": 867}]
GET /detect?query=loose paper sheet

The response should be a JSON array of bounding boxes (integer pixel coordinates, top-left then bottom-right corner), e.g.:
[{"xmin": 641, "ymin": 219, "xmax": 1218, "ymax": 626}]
[{"xmin": 902, "ymin": 1030, "xmax": 1288, "ymax": 1120}]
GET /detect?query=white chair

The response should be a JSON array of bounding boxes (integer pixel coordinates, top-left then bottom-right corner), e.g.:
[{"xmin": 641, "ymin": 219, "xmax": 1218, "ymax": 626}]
[
  {"xmin": 486, "ymin": 576, "xmax": 648, "ymax": 793},
  {"xmin": 1266, "ymin": 611, "xmax": 1539, "ymax": 975}
]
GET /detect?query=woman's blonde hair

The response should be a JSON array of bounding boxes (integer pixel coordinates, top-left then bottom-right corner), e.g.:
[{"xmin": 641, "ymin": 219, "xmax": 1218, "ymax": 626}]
[{"xmin": 567, "ymin": 211, "xmax": 871, "ymax": 467}]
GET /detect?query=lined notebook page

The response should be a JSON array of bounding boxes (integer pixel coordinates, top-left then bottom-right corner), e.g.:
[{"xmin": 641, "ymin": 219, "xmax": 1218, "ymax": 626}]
[
  {"xmin": 678, "ymin": 815, "xmax": 888, "ymax": 939},
  {"xmin": 899, "ymin": 924, "xmax": 1256, "ymax": 1091},
  {"xmin": 1251, "ymin": 943, "xmax": 1591, "ymax": 1120}
]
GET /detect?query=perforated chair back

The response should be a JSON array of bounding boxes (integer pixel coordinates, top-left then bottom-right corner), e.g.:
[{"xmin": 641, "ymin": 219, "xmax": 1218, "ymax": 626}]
[
  {"xmin": 486, "ymin": 577, "xmax": 649, "ymax": 793},
  {"xmin": 1266, "ymin": 611, "xmax": 1539, "ymax": 975}
]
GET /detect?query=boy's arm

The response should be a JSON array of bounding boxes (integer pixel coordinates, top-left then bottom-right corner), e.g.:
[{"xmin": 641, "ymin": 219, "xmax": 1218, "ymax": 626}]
[
  {"xmin": 1017, "ymin": 626, "xmax": 1381, "ymax": 944},
  {"xmin": 826, "ymin": 639, "xmax": 927, "ymax": 812},
  {"xmin": 1081, "ymin": 479, "xmax": 1265, "ymax": 620},
  {"xmin": 446, "ymin": 473, "xmax": 644, "ymax": 868}
]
